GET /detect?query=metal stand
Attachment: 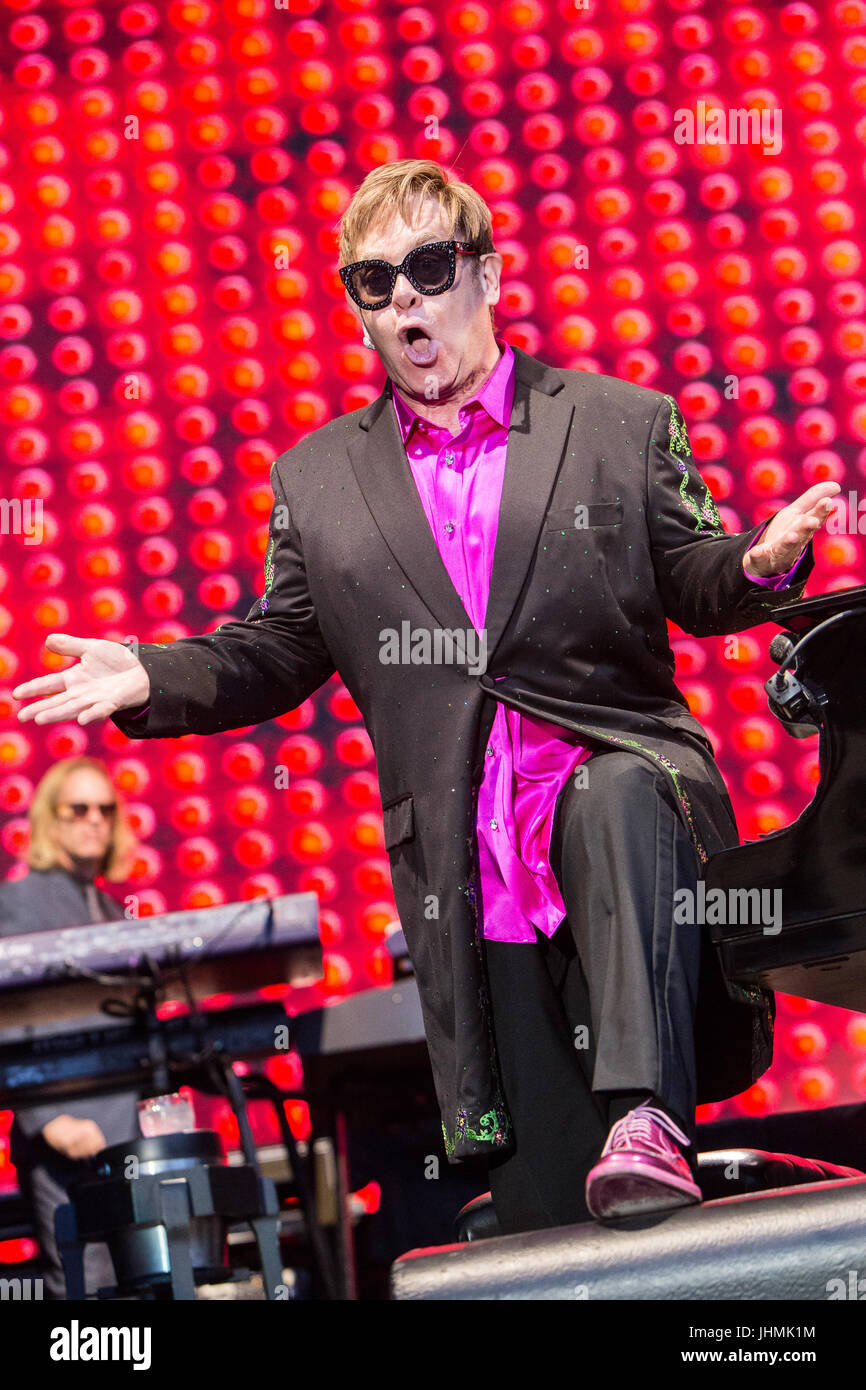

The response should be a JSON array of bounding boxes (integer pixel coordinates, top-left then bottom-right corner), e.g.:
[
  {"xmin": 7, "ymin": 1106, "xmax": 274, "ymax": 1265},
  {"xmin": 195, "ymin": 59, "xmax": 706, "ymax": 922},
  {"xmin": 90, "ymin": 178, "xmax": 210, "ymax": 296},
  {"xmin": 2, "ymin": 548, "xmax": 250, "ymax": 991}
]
[
  {"xmin": 51, "ymin": 957, "xmax": 341, "ymax": 1299},
  {"xmin": 56, "ymin": 1149, "xmax": 284, "ymax": 1301},
  {"xmin": 107, "ymin": 954, "xmax": 268, "ymax": 1188},
  {"xmin": 241, "ymin": 1072, "xmax": 340, "ymax": 1300}
]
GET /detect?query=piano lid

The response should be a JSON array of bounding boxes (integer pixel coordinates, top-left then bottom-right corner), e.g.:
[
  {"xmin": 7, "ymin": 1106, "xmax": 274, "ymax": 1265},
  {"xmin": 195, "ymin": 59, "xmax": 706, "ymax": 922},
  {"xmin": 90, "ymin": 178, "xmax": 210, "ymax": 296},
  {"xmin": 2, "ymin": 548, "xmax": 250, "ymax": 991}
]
[{"xmin": 768, "ymin": 582, "xmax": 866, "ymax": 633}]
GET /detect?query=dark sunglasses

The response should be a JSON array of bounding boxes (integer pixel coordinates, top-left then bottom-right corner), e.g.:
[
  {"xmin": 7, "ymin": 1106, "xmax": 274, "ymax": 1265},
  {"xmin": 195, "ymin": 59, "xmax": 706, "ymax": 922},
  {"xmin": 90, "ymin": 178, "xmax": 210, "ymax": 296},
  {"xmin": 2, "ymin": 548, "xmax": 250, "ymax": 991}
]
[
  {"xmin": 339, "ymin": 240, "xmax": 482, "ymax": 310},
  {"xmin": 56, "ymin": 802, "xmax": 117, "ymax": 820}
]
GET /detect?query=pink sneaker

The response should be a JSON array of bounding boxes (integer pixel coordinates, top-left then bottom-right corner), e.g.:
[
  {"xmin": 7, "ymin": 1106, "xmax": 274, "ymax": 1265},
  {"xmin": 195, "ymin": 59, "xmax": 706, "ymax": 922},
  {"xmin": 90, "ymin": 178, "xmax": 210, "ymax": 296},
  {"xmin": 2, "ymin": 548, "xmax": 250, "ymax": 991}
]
[{"xmin": 585, "ymin": 1102, "xmax": 702, "ymax": 1221}]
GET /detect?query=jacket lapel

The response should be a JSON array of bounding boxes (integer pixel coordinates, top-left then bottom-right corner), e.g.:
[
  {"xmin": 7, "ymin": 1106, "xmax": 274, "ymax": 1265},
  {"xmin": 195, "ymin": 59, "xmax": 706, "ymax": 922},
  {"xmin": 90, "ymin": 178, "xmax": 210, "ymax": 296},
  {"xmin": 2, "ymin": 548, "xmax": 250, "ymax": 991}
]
[{"xmin": 346, "ymin": 345, "xmax": 576, "ymax": 667}]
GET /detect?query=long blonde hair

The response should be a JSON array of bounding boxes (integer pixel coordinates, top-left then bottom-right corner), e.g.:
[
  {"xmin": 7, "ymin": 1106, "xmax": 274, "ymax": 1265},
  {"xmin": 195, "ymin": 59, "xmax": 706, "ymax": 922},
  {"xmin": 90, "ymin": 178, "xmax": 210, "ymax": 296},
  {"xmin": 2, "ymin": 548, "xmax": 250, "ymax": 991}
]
[
  {"xmin": 26, "ymin": 756, "xmax": 137, "ymax": 883},
  {"xmin": 337, "ymin": 158, "xmax": 497, "ymax": 326}
]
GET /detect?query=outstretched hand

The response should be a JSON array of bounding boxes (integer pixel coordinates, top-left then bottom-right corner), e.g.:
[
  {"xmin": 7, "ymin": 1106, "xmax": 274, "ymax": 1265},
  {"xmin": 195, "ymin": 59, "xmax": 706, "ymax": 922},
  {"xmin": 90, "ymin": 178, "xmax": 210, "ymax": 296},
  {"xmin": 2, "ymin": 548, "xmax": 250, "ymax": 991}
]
[
  {"xmin": 12, "ymin": 634, "xmax": 150, "ymax": 727},
  {"xmin": 743, "ymin": 481, "xmax": 842, "ymax": 579}
]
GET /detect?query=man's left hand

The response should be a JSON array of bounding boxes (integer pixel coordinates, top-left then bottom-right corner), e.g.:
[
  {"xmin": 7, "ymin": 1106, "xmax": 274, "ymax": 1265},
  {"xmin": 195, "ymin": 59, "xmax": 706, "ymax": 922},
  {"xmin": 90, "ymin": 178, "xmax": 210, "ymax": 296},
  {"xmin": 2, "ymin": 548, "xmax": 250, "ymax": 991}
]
[{"xmin": 742, "ymin": 481, "xmax": 842, "ymax": 579}]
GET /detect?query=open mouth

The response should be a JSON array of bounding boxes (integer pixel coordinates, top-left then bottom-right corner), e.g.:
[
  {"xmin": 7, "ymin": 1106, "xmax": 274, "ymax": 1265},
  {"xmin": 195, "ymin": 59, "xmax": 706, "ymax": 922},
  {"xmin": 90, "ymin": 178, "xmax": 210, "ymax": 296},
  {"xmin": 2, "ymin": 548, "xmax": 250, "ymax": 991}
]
[{"xmin": 401, "ymin": 325, "xmax": 439, "ymax": 366}]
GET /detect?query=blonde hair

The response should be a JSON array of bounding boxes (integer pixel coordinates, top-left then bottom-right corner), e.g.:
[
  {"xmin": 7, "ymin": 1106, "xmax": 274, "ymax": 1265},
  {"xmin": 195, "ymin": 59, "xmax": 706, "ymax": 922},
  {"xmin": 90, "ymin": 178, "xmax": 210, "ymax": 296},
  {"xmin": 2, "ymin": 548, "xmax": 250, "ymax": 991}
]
[
  {"xmin": 26, "ymin": 756, "xmax": 138, "ymax": 883},
  {"xmin": 338, "ymin": 159, "xmax": 498, "ymax": 327}
]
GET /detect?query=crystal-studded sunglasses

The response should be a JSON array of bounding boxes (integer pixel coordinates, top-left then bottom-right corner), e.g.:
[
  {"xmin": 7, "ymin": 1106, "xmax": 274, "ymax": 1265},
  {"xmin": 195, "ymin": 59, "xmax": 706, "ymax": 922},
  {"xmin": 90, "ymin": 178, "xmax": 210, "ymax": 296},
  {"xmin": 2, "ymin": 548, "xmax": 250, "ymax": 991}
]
[
  {"xmin": 55, "ymin": 801, "xmax": 117, "ymax": 820},
  {"xmin": 339, "ymin": 240, "xmax": 481, "ymax": 310}
]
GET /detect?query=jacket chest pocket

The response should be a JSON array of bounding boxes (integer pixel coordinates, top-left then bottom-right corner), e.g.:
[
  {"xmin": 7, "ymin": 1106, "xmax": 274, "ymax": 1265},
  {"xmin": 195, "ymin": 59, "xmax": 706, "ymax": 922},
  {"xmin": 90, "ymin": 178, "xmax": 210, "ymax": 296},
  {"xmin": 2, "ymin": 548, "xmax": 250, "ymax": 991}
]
[
  {"xmin": 382, "ymin": 793, "xmax": 415, "ymax": 850},
  {"xmin": 543, "ymin": 500, "xmax": 623, "ymax": 532}
]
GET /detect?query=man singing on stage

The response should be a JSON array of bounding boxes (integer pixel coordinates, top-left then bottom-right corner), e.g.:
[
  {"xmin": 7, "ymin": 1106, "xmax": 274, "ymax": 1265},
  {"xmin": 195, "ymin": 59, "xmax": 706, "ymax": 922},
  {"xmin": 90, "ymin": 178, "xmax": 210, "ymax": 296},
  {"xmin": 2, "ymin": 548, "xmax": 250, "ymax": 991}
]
[{"xmin": 13, "ymin": 159, "xmax": 840, "ymax": 1236}]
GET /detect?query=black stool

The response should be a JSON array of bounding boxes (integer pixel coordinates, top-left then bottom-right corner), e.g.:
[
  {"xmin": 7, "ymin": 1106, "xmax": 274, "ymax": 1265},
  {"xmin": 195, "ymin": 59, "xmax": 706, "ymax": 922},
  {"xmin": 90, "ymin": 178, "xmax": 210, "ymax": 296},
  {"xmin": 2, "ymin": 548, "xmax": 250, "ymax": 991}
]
[{"xmin": 56, "ymin": 1129, "xmax": 284, "ymax": 1300}]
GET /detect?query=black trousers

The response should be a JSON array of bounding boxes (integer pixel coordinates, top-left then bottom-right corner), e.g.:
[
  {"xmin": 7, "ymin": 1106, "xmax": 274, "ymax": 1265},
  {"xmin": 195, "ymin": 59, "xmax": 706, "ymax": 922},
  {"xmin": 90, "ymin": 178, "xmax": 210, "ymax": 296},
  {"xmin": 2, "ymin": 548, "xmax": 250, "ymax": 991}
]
[{"xmin": 483, "ymin": 748, "xmax": 704, "ymax": 1235}]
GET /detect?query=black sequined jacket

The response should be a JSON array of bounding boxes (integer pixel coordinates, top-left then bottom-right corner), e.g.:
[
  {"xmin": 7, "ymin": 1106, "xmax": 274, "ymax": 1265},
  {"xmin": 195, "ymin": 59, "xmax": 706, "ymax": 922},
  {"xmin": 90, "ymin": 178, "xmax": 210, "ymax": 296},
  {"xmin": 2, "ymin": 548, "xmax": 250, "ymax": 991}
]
[{"xmin": 112, "ymin": 347, "xmax": 813, "ymax": 1163}]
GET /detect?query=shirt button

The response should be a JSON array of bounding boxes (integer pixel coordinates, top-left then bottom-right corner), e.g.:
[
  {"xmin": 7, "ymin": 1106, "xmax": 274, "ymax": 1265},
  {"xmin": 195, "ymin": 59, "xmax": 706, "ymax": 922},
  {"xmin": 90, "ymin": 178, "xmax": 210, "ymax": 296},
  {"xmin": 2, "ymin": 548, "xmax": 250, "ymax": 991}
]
[
  {"xmin": 489, "ymin": 818, "xmax": 498, "ymax": 830},
  {"xmin": 444, "ymin": 521, "xmax": 455, "ymax": 534},
  {"xmin": 486, "ymin": 745, "xmax": 495, "ymax": 756},
  {"xmin": 444, "ymin": 452, "xmax": 455, "ymax": 466}
]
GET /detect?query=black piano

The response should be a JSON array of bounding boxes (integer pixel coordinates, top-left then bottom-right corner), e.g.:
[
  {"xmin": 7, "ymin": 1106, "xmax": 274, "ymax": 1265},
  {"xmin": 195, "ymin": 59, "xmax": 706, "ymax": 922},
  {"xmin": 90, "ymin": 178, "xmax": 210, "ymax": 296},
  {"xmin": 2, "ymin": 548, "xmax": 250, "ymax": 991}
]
[{"xmin": 705, "ymin": 584, "xmax": 866, "ymax": 1009}]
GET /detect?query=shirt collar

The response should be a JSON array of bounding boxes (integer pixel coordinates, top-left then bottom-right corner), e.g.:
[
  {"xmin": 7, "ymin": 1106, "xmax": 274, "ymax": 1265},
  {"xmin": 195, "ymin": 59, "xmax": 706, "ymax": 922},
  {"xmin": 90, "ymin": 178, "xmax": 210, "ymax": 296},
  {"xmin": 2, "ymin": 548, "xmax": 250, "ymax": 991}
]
[{"xmin": 391, "ymin": 339, "xmax": 515, "ymax": 444}]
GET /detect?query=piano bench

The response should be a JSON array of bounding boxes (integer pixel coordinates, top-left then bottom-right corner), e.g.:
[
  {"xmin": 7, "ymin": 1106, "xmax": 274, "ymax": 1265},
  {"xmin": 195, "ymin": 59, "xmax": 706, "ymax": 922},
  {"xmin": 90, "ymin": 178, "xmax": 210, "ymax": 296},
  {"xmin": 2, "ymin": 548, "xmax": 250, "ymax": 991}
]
[
  {"xmin": 397, "ymin": 1175, "xmax": 866, "ymax": 1299},
  {"xmin": 453, "ymin": 1146, "xmax": 866, "ymax": 1242}
]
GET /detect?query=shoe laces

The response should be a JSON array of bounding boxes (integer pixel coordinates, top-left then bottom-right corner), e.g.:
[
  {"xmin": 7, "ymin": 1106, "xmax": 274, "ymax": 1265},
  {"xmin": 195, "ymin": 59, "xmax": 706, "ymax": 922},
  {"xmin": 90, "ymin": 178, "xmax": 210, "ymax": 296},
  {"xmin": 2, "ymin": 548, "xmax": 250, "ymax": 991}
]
[{"xmin": 602, "ymin": 1102, "xmax": 691, "ymax": 1159}]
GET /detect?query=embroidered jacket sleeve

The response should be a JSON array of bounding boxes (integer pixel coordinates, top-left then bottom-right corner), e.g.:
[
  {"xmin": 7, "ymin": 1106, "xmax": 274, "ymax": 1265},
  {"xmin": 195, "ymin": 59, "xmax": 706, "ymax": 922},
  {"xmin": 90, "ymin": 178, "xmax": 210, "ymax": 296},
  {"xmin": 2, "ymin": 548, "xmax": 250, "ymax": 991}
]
[{"xmin": 646, "ymin": 394, "xmax": 814, "ymax": 638}]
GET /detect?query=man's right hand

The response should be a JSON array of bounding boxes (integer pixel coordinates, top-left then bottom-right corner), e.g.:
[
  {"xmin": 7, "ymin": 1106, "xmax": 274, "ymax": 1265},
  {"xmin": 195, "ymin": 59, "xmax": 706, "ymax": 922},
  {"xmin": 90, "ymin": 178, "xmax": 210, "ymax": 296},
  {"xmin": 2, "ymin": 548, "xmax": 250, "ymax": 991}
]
[
  {"xmin": 41, "ymin": 1114, "xmax": 107, "ymax": 1160},
  {"xmin": 12, "ymin": 634, "xmax": 150, "ymax": 727}
]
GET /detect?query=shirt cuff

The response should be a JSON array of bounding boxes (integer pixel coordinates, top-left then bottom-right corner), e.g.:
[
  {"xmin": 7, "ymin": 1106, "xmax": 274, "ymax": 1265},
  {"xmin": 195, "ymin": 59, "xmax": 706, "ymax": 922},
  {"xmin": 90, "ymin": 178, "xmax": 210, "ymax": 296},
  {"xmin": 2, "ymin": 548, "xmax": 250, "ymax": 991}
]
[{"xmin": 742, "ymin": 520, "xmax": 809, "ymax": 591}]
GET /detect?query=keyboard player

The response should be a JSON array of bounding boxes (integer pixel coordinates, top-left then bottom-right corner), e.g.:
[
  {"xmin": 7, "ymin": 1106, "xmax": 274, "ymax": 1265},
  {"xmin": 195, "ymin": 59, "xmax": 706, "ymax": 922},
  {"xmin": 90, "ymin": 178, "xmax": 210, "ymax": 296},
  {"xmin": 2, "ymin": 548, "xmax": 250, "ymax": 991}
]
[{"xmin": 0, "ymin": 756, "xmax": 141, "ymax": 1298}]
